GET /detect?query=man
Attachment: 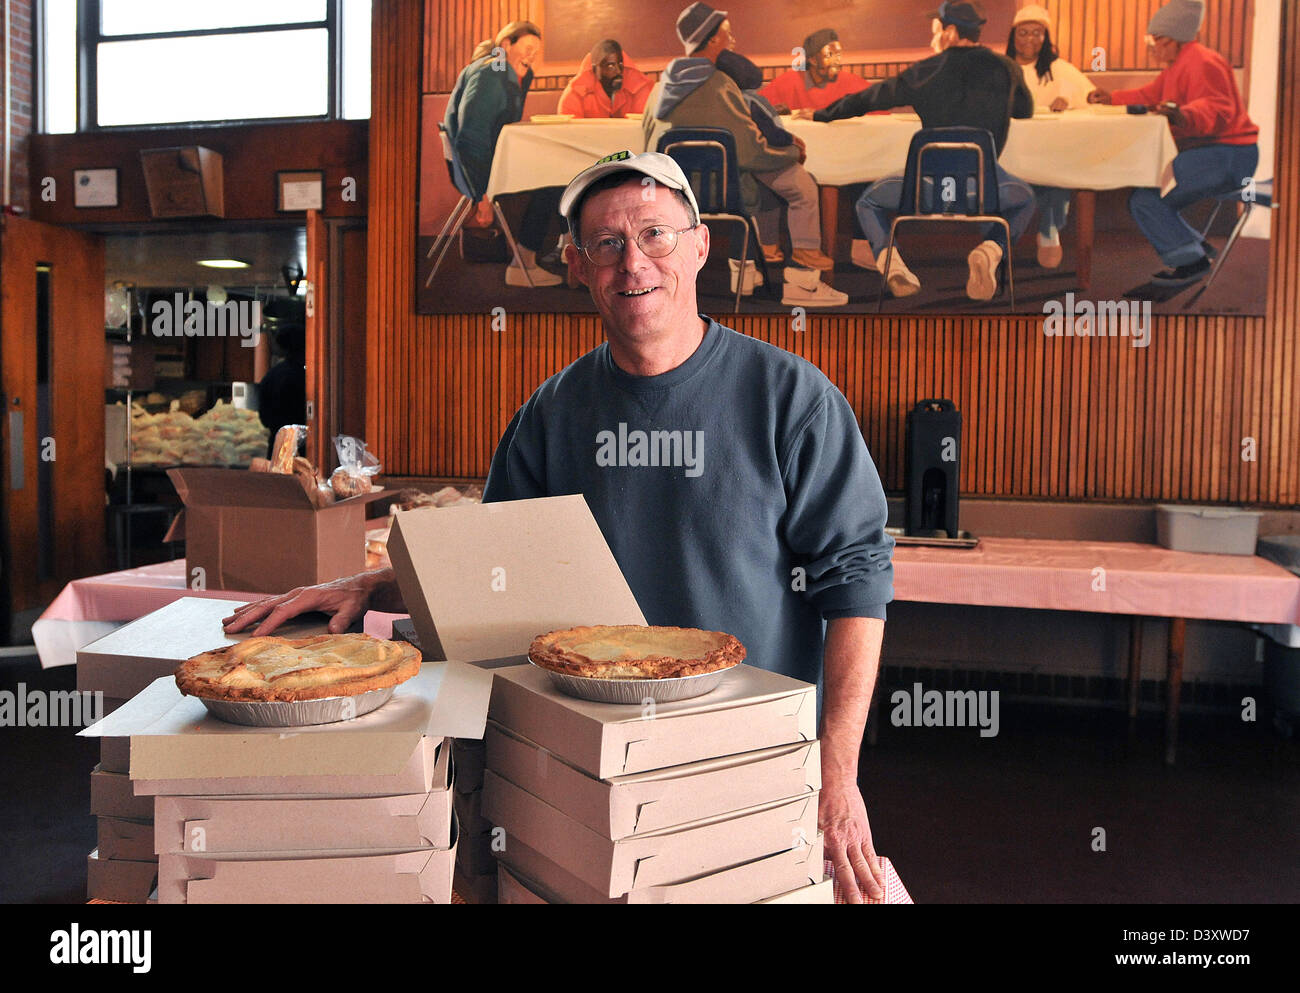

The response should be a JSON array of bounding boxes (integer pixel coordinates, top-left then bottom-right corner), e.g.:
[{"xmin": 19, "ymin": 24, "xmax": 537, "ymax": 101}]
[
  {"xmin": 643, "ymin": 3, "xmax": 843, "ymax": 303},
  {"xmin": 558, "ymin": 39, "xmax": 653, "ymax": 119},
  {"xmin": 760, "ymin": 28, "xmax": 870, "ymax": 113},
  {"xmin": 225, "ymin": 151, "xmax": 895, "ymax": 903},
  {"xmin": 1088, "ymin": 0, "xmax": 1258, "ymax": 289},
  {"xmin": 815, "ymin": 1, "xmax": 1034, "ymax": 302}
]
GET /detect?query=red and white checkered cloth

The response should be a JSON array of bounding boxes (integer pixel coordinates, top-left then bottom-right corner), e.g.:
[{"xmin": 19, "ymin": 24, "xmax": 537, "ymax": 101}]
[{"xmin": 825, "ymin": 856, "xmax": 913, "ymax": 904}]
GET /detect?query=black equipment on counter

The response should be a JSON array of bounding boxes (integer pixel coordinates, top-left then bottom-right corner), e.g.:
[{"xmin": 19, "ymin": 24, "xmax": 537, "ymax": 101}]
[{"xmin": 904, "ymin": 398, "xmax": 961, "ymax": 538}]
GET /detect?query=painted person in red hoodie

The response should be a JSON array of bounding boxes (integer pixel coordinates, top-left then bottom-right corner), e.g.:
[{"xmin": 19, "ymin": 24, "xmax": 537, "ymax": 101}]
[
  {"xmin": 1089, "ymin": 0, "xmax": 1259, "ymax": 288},
  {"xmin": 559, "ymin": 40, "xmax": 653, "ymax": 118}
]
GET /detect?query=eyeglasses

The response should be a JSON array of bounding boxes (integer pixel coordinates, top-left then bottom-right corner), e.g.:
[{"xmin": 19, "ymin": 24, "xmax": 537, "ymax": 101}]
[{"xmin": 576, "ymin": 224, "xmax": 697, "ymax": 266}]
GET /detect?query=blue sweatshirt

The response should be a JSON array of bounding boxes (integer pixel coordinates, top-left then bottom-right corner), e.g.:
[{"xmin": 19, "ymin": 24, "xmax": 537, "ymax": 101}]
[
  {"xmin": 444, "ymin": 57, "xmax": 532, "ymax": 200},
  {"xmin": 483, "ymin": 319, "xmax": 894, "ymax": 692}
]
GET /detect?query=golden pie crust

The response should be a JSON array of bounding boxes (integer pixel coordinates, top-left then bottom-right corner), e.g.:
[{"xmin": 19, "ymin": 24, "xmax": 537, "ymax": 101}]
[
  {"xmin": 175, "ymin": 633, "xmax": 422, "ymax": 702},
  {"xmin": 529, "ymin": 625, "xmax": 745, "ymax": 680}
]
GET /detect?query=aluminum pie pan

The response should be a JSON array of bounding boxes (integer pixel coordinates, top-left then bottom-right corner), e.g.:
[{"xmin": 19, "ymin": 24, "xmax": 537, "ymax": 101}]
[
  {"xmin": 194, "ymin": 686, "xmax": 396, "ymax": 727},
  {"xmin": 530, "ymin": 660, "xmax": 734, "ymax": 704}
]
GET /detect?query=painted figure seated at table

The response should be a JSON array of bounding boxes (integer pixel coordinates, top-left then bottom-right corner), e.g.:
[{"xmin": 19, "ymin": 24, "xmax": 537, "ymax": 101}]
[
  {"xmin": 444, "ymin": 20, "xmax": 565, "ymax": 288},
  {"xmin": 643, "ymin": 3, "xmax": 842, "ymax": 304},
  {"xmin": 1088, "ymin": 0, "xmax": 1258, "ymax": 292},
  {"xmin": 558, "ymin": 39, "xmax": 653, "ymax": 119},
  {"xmin": 759, "ymin": 28, "xmax": 870, "ymax": 114},
  {"xmin": 815, "ymin": 2, "xmax": 1035, "ymax": 302},
  {"xmin": 1005, "ymin": 4, "xmax": 1095, "ymax": 269}
]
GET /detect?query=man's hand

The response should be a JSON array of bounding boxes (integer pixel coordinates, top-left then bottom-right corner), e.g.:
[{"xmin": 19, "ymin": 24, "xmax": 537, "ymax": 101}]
[
  {"xmin": 1152, "ymin": 101, "xmax": 1185, "ymax": 127},
  {"xmin": 790, "ymin": 107, "xmax": 815, "ymax": 121},
  {"xmin": 820, "ymin": 780, "xmax": 884, "ymax": 902},
  {"xmin": 791, "ymin": 135, "xmax": 808, "ymax": 164},
  {"xmin": 1087, "ymin": 88, "xmax": 1112, "ymax": 105},
  {"xmin": 1050, "ymin": 96, "xmax": 1069, "ymax": 112},
  {"xmin": 222, "ymin": 568, "xmax": 400, "ymax": 636},
  {"xmin": 820, "ymin": 615, "xmax": 887, "ymax": 903}
]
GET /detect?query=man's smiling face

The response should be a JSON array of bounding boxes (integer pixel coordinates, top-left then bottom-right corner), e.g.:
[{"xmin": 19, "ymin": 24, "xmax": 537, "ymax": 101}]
[{"xmin": 567, "ymin": 176, "xmax": 709, "ymax": 351}]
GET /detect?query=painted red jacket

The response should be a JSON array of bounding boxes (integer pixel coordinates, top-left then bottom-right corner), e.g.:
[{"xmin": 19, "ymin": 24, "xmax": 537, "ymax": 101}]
[
  {"xmin": 759, "ymin": 68, "xmax": 870, "ymax": 112},
  {"xmin": 558, "ymin": 52, "xmax": 653, "ymax": 118},
  {"xmin": 1111, "ymin": 42, "xmax": 1258, "ymax": 150}
]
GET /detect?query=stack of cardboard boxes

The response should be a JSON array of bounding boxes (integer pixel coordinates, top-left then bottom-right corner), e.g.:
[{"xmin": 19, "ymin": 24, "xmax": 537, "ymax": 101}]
[
  {"xmin": 482, "ymin": 663, "xmax": 832, "ymax": 903},
  {"xmin": 81, "ymin": 597, "xmax": 489, "ymax": 903},
  {"xmin": 381, "ymin": 495, "xmax": 834, "ymax": 904}
]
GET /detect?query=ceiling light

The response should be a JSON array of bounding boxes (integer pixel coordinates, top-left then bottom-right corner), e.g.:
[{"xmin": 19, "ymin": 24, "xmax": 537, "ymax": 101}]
[{"xmin": 197, "ymin": 258, "xmax": 251, "ymax": 269}]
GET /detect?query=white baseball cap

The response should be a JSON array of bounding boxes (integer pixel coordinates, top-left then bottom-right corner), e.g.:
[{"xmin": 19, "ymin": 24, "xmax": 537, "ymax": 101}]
[{"xmin": 559, "ymin": 151, "xmax": 701, "ymax": 234}]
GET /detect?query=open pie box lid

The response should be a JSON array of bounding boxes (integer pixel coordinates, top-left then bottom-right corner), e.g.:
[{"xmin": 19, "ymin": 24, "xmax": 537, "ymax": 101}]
[
  {"xmin": 167, "ymin": 466, "xmax": 389, "ymax": 512},
  {"xmin": 386, "ymin": 494, "xmax": 646, "ymax": 667}
]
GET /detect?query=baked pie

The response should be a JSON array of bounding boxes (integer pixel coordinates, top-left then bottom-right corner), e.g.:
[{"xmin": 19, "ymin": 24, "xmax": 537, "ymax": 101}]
[
  {"xmin": 528, "ymin": 625, "xmax": 745, "ymax": 680},
  {"xmin": 175, "ymin": 633, "xmax": 422, "ymax": 702}
]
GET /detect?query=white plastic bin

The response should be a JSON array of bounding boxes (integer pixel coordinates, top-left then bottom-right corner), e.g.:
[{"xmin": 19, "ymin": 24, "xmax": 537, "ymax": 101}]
[{"xmin": 1155, "ymin": 505, "xmax": 1262, "ymax": 555}]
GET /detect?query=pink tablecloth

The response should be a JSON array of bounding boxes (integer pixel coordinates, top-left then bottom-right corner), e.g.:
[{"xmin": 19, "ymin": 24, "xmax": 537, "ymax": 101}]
[
  {"xmin": 892, "ymin": 537, "xmax": 1300, "ymax": 624},
  {"xmin": 37, "ymin": 538, "xmax": 1300, "ymax": 668}
]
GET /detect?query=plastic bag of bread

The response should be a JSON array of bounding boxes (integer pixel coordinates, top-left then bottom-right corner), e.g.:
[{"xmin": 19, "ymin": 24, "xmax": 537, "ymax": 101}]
[
  {"xmin": 330, "ymin": 434, "xmax": 382, "ymax": 499},
  {"xmin": 270, "ymin": 424, "xmax": 307, "ymax": 473}
]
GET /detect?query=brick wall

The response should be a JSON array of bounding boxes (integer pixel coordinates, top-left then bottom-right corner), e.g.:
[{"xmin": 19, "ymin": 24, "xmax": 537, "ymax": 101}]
[{"xmin": 3, "ymin": 0, "xmax": 33, "ymax": 213}]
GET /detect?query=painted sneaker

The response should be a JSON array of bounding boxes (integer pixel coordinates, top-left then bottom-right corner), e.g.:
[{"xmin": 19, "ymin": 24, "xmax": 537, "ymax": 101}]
[
  {"xmin": 782, "ymin": 267, "xmax": 849, "ymax": 307},
  {"xmin": 966, "ymin": 241, "xmax": 1003, "ymax": 301},
  {"xmin": 728, "ymin": 257, "xmax": 763, "ymax": 295},
  {"xmin": 506, "ymin": 263, "xmax": 563, "ymax": 288}
]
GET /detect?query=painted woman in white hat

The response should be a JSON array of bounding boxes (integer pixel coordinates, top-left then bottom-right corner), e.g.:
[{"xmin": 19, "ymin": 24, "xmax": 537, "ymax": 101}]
[{"xmin": 1004, "ymin": 4, "xmax": 1094, "ymax": 268}]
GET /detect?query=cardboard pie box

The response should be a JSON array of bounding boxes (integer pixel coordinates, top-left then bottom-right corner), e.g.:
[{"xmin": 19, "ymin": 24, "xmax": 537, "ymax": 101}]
[
  {"xmin": 165, "ymin": 467, "xmax": 389, "ymax": 594},
  {"xmin": 134, "ymin": 735, "xmax": 445, "ymax": 798},
  {"xmin": 80, "ymin": 638, "xmax": 491, "ymax": 787},
  {"xmin": 153, "ymin": 784, "xmax": 454, "ymax": 856},
  {"xmin": 97, "ymin": 816, "xmax": 157, "ymax": 862},
  {"xmin": 86, "ymin": 849, "xmax": 159, "ymax": 904},
  {"xmin": 90, "ymin": 766, "xmax": 154, "ymax": 820},
  {"xmin": 488, "ymin": 663, "xmax": 816, "ymax": 780},
  {"xmin": 100, "ymin": 735, "xmax": 131, "ymax": 774},
  {"xmin": 156, "ymin": 819, "xmax": 458, "ymax": 904},
  {"xmin": 486, "ymin": 721, "xmax": 820, "ymax": 839},
  {"xmin": 483, "ymin": 769, "xmax": 819, "ymax": 898},
  {"xmin": 386, "ymin": 495, "xmax": 647, "ymax": 666},
  {"xmin": 76, "ymin": 597, "xmax": 331, "ymax": 699},
  {"xmin": 756, "ymin": 878, "xmax": 835, "ymax": 904},
  {"xmin": 453, "ymin": 789, "xmax": 499, "ymax": 876},
  {"xmin": 497, "ymin": 833, "xmax": 825, "ymax": 905}
]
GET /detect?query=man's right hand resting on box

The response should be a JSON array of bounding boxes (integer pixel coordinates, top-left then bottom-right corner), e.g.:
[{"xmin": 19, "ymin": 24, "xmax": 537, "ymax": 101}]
[{"xmin": 223, "ymin": 567, "xmax": 407, "ymax": 636}]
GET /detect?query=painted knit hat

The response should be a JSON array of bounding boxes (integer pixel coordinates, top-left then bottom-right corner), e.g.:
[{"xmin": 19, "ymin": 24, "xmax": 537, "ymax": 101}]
[
  {"xmin": 676, "ymin": 3, "xmax": 728, "ymax": 54},
  {"xmin": 1148, "ymin": 0, "xmax": 1205, "ymax": 42}
]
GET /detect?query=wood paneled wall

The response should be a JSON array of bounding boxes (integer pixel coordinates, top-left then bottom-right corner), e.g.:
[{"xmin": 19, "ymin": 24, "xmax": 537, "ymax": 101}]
[
  {"xmin": 370, "ymin": 0, "xmax": 1299, "ymax": 505},
  {"xmin": 421, "ymin": 0, "xmax": 1255, "ymax": 92}
]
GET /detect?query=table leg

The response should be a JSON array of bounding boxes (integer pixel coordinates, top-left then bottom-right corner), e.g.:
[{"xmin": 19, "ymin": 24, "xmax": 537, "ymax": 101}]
[
  {"xmin": 1164, "ymin": 617, "xmax": 1185, "ymax": 765},
  {"xmin": 820, "ymin": 186, "xmax": 839, "ymax": 258},
  {"xmin": 1075, "ymin": 191, "xmax": 1095, "ymax": 291},
  {"xmin": 1127, "ymin": 615, "xmax": 1143, "ymax": 738}
]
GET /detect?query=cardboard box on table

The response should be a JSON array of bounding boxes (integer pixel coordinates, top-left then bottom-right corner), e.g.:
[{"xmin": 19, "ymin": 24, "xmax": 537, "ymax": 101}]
[
  {"xmin": 483, "ymin": 769, "xmax": 819, "ymax": 898},
  {"xmin": 86, "ymin": 849, "xmax": 158, "ymax": 904},
  {"xmin": 165, "ymin": 467, "xmax": 389, "ymax": 594},
  {"xmin": 497, "ymin": 833, "xmax": 825, "ymax": 905},
  {"xmin": 498, "ymin": 864, "xmax": 833, "ymax": 906},
  {"xmin": 486, "ymin": 722, "xmax": 820, "ymax": 839}
]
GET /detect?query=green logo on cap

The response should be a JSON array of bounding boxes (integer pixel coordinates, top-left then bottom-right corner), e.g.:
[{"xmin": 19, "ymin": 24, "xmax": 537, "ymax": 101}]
[{"xmin": 595, "ymin": 150, "xmax": 633, "ymax": 164}]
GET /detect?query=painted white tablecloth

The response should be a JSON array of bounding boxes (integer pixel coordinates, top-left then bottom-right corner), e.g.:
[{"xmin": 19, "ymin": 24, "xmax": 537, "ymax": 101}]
[{"xmin": 484, "ymin": 108, "xmax": 1177, "ymax": 198}]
